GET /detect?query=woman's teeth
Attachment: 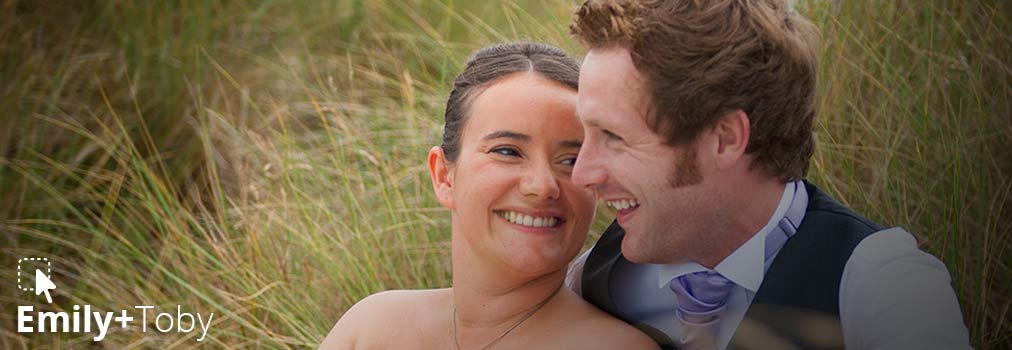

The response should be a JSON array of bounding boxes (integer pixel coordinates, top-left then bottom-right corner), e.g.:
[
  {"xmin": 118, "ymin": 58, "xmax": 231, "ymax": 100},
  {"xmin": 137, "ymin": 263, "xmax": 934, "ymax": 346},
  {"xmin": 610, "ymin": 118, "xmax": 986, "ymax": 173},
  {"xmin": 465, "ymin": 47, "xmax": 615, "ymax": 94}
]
[
  {"xmin": 606, "ymin": 199, "xmax": 640, "ymax": 210},
  {"xmin": 497, "ymin": 211, "xmax": 560, "ymax": 228}
]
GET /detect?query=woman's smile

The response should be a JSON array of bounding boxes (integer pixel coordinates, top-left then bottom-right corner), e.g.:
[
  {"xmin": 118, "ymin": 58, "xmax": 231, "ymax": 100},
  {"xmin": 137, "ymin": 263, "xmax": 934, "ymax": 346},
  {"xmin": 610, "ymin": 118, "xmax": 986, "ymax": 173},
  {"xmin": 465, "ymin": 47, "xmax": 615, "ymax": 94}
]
[{"xmin": 494, "ymin": 208, "xmax": 567, "ymax": 234}]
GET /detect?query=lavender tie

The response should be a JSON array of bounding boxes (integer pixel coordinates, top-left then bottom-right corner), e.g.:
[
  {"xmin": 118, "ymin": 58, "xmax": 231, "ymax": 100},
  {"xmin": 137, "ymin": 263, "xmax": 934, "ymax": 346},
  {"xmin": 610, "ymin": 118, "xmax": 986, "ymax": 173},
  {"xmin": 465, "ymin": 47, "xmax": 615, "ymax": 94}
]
[{"xmin": 669, "ymin": 271, "xmax": 735, "ymax": 325}]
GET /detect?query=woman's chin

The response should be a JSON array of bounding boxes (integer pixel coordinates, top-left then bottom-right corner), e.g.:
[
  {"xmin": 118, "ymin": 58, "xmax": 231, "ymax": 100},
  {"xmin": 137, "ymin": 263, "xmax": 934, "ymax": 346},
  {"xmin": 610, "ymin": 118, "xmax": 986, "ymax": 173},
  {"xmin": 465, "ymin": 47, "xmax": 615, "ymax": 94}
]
[{"xmin": 500, "ymin": 251, "xmax": 571, "ymax": 276}]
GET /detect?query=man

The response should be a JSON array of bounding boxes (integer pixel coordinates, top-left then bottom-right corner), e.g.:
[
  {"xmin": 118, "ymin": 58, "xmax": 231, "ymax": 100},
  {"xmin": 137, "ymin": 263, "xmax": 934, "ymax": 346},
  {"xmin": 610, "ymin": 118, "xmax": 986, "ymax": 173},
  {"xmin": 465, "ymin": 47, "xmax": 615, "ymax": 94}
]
[{"xmin": 564, "ymin": 1, "xmax": 973, "ymax": 349}]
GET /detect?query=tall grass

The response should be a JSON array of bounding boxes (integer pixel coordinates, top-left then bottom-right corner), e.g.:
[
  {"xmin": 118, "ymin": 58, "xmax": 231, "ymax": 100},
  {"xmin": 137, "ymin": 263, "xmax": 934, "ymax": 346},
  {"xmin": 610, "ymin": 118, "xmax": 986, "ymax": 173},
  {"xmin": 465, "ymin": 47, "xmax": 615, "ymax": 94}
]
[{"xmin": 1, "ymin": 0, "xmax": 1008, "ymax": 349}]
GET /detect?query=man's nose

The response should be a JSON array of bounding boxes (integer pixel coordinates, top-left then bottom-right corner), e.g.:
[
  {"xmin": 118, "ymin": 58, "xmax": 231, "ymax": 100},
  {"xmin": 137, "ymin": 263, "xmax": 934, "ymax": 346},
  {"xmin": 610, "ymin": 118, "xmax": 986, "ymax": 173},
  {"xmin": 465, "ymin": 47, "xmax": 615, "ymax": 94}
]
[
  {"xmin": 520, "ymin": 161, "xmax": 561, "ymax": 201},
  {"xmin": 572, "ymin": 142, "xmax": 606, "ymax": 189}
]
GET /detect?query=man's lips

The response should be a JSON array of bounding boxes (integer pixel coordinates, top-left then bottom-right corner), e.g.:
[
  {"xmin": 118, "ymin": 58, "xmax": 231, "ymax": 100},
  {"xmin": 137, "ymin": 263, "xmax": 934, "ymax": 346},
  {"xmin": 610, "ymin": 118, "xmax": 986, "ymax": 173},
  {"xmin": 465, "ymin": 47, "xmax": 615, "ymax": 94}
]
[
  {"xmin": 604, "ymin": 198, "xmax": 640, "ymax": 211},
  {"xmin": 613, "ymin": 205, "xmax": 638, "ymax": 226},
  {"xmin": 603, "ymin": 198, "xmax": 640, "ymax": 225}
]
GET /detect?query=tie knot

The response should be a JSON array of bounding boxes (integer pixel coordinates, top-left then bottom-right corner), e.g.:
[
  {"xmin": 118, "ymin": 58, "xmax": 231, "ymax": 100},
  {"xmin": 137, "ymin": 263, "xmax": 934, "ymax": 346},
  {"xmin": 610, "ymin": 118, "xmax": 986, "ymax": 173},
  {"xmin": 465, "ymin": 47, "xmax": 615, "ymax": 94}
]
[{"xmin": 670, "ymin": 271, "xmax": 734, "ymax": 325}]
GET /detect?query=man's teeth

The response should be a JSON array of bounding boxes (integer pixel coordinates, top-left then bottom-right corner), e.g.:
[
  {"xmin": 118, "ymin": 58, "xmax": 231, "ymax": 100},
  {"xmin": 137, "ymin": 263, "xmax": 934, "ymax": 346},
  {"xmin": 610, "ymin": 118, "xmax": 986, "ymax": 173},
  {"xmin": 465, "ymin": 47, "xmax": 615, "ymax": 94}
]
[
  {"xmin": 497, "ymin": 211, "xmax": 560, "ymax": 228},
  {"xmin": 606, "ymin": 199, "xmax": 640, "ymax": 210}
]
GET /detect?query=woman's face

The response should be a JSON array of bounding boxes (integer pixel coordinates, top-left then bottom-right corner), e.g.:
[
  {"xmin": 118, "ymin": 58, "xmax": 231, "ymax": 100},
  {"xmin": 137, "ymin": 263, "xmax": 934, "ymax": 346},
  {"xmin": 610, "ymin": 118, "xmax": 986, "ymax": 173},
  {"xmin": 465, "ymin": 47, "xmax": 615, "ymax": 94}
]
[{"xmin": 431, "ymin": 72, "xmax": 596, "ymax": 276}]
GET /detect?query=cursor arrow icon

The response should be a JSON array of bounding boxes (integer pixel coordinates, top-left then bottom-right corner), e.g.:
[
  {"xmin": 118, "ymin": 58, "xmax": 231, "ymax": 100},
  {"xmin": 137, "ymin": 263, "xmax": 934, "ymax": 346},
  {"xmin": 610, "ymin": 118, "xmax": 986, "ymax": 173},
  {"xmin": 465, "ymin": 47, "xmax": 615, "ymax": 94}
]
[{"xmin": 35, "ymin": 269, "xmax": 56, "ymax": 303}]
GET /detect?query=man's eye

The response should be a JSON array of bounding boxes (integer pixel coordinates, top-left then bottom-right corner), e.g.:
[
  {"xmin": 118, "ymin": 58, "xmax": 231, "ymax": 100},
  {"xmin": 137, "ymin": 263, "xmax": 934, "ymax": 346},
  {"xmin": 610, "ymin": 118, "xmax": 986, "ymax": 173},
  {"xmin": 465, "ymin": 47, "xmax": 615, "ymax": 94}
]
[
  {"xmin": 559, "ymin": 156, "xmax": 577, "ymax": 166},
  {"xmin": 491, "ymin": 146, "xmax": 521, "ymax": 157},
  {"xmin": 602, "ymin": 129, "xmax": 623, "ymax": 141}
]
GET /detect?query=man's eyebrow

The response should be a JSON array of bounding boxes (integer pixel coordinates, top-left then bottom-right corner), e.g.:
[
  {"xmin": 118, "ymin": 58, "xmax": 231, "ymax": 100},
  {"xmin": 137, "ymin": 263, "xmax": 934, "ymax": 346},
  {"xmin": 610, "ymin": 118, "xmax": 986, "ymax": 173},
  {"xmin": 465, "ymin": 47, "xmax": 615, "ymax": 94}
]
[
  {"xmin": 482, "ymin": 130, "xmax": 530, "ymax": 142},
  {"xmin": 558, "ymin": 140, "xmax": 582, "ymax": 148}
]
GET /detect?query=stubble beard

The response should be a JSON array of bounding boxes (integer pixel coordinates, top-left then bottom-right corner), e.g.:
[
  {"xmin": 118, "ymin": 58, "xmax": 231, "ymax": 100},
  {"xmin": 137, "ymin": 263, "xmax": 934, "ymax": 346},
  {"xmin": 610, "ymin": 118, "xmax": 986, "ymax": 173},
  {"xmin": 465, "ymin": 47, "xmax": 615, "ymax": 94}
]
[
  {"xmin": 628, "ymin": 144, "xmax": 707, "ymax": 264},
  {"xmin": 668, "ymin": 143, "xmax": 703, "ymax": 188}
]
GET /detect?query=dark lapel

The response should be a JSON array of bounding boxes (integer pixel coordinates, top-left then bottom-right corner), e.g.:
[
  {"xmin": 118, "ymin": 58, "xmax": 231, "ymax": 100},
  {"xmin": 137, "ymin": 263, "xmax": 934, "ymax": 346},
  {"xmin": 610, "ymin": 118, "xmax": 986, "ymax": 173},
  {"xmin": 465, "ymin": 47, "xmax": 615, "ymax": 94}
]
[
  {"xmin": 581, "ymin": 220, "xmax": 627, "ymax": 320},
  {"xmin": 582, "ymin": 221, "xmax": 678, "ymax": 349}
]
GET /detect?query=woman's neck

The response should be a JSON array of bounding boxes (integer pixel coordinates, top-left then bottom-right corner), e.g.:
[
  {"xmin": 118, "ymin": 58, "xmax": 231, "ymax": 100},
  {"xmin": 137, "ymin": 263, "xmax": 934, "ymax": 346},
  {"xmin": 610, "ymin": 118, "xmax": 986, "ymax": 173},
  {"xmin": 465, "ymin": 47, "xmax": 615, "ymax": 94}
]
[
  {"xmin": 452, "ymin": 269, "xmax": 564, "ymax": 324},
  {"xmin": 449, "ymin": 246, "xmax": 567, "ymax": 347}
]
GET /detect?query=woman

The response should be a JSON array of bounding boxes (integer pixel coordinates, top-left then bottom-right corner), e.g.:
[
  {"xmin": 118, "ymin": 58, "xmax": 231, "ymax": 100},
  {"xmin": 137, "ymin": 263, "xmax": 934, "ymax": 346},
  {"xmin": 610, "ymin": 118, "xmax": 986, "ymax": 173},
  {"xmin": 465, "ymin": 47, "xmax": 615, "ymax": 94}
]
[{"xmin": 320, "ymin": 42, "xmax": 657, "ymax": 349}]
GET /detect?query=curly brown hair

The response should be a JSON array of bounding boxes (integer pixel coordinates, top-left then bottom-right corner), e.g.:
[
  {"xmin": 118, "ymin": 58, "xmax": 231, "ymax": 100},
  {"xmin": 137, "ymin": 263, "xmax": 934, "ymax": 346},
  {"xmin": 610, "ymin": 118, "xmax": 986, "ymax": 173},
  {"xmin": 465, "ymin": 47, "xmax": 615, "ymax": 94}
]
[{"xmin": 571, "ymin": 0, "xmax": 819, "ymax": 181}]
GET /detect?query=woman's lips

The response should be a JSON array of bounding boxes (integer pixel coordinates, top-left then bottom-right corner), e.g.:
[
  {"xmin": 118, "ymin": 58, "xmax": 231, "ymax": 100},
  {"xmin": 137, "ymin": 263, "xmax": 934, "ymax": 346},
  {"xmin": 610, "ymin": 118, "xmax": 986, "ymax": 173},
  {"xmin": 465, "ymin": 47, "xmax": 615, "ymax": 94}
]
[
  {"xmin": 494, "ymin": 209, "xmax": 565, "ymax": 234},
  {"xmin": 495, "ymin": 210, "xmax": 563, "ymax": 227}
]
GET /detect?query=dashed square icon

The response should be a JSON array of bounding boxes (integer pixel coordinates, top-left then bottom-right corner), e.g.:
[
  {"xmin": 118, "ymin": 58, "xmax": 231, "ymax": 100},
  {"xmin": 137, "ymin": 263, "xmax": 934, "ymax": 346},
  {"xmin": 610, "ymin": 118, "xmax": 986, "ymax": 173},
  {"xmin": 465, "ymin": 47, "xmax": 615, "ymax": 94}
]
[{"xmin": 17, "ymin": 257, "xmax": 51, "ymax": 292}]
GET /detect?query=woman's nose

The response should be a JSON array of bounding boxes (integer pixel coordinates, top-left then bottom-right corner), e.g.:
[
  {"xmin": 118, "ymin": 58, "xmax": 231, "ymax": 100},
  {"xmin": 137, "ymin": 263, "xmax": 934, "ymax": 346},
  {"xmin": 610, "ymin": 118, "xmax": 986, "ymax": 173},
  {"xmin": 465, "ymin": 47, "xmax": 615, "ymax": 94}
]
[{"xmin": 519, "ymin": 161, "xmax": 561, "ymax": 201}]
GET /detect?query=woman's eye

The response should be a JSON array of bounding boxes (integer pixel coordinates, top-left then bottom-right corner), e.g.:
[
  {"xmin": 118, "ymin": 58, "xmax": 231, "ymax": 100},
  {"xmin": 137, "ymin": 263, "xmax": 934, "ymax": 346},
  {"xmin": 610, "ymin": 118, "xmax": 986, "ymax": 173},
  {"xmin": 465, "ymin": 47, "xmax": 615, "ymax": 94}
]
[
  {"xmin": 490, "ymin": 146, "xmax": 521, "ymax": 157},
  {"xmin": 559, "ymin": 156, "xmax": 577, "ymax": 166}
]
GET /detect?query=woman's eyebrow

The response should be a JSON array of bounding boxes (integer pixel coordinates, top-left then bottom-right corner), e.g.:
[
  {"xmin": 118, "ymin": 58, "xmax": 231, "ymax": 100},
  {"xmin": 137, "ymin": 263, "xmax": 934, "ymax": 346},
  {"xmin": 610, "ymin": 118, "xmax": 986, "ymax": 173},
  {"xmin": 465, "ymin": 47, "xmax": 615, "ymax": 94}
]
[
  {"xmin": 482, "ymin": 130, "xmax": 530, "ymax": 142},
  {"xmin": 558, "ymin": 140, "xmax": 582, "ymax": 148}
]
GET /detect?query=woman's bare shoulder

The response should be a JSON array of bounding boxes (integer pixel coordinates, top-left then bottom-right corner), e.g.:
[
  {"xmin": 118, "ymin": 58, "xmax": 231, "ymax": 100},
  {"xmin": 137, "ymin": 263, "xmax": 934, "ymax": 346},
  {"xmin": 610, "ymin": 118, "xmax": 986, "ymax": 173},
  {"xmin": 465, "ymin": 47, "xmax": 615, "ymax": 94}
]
[
  {"xmin": 549, "ymin": 290, "xmax": 659, "ymax": 349},
  {"xmin": 354, "ymin": 288, "xmax": 449, "ymax": 313},
  {"xmin": 318, "ymin": 288, "xmax": 450, "ymax": 349},
  {"xmin": 570, "ymin": 312, "xmax": 659, "ymax": 350}
]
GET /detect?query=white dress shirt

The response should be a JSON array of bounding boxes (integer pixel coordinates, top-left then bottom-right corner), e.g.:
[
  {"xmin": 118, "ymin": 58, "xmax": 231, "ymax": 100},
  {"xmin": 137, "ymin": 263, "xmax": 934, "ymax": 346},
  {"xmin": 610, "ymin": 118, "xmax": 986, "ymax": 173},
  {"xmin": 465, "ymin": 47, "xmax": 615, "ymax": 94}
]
[{"xmin": 565, "ymin": 181, "xmax": 972, "ymax": 350}]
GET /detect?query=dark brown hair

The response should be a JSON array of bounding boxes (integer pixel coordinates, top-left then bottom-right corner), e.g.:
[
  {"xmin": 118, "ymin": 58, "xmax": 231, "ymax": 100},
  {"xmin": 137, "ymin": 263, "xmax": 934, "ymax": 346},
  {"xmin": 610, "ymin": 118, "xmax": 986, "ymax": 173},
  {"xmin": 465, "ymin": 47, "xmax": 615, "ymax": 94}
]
[
  {"xmin": 441, "ymin": 42, "xmax": 579, "ymax": 162},
  {"xmin": 571, "ymin": 0, "xmax": 819, "ymax": 181}
]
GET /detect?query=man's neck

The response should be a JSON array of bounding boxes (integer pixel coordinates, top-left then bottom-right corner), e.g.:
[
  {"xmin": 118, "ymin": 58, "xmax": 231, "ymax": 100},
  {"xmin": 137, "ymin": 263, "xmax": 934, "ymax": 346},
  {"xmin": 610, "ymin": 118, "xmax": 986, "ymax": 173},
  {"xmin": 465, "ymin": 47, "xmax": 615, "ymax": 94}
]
[{"xmin": 698, "ymin": 178, "xmax": 787, "ymax": 269}]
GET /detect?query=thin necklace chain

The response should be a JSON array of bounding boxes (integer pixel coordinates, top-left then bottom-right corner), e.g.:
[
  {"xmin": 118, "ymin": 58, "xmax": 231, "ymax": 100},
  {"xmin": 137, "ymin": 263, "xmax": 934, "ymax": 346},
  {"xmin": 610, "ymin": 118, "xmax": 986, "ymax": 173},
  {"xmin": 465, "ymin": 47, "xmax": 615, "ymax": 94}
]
[{"xmin": 452, "ymin": 286, "xmax": 562, "ymax": 350}]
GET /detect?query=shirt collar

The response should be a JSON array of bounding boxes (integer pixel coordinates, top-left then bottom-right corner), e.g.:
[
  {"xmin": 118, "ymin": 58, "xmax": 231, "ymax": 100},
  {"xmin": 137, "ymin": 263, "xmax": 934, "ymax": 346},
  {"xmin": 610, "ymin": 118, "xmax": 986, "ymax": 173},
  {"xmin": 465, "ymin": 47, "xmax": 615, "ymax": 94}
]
[{"xmin": 657, "ymin": 181, "xmax": 801, "ymax": 291}]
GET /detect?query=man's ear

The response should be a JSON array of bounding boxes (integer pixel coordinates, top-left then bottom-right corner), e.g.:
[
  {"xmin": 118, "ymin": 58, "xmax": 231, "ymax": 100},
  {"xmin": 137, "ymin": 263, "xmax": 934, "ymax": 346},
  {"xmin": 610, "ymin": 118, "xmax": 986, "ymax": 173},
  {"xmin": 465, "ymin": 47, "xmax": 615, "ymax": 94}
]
[
  {"xmin": 713, "ymin": 110, "xmax": 750, "ymax": 171},
  {"xmin": 428, "ymin": 146, "xmax": 455, "ymax": 209}
]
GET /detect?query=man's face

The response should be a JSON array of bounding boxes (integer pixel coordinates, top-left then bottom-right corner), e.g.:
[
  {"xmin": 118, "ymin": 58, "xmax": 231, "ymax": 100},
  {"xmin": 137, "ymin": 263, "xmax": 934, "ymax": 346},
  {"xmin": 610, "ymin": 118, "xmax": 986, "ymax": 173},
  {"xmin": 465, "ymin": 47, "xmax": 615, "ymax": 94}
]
[{"xmin": 573, "ymin": 47, "xmax": 719, "ymax": 264}]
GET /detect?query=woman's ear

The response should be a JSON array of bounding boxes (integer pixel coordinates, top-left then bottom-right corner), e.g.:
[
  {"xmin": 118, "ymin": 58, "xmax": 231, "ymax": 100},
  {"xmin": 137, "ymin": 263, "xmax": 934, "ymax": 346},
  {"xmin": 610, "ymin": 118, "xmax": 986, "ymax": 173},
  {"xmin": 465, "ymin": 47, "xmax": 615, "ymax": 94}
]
[{"xmin": 428, "ymin": 146, "xmax": 455, "ymax": 209}]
